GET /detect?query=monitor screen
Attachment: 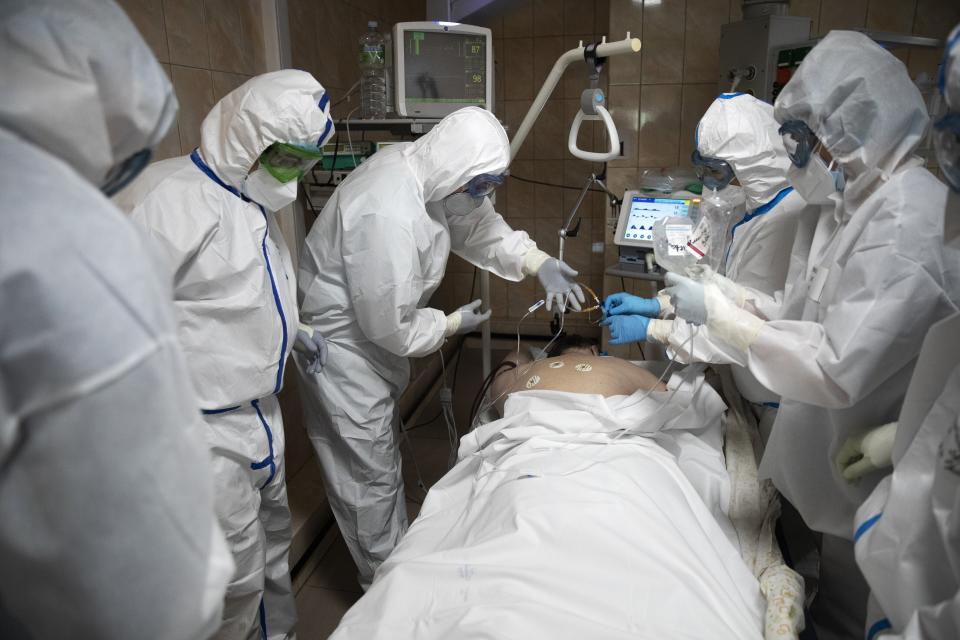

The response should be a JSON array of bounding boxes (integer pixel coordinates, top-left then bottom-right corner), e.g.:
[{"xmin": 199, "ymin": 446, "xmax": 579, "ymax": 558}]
[
  {"xmin": 621, "ymin": 196, "xmax": 692, "ymax": 243},
  {"xmin": 402, "ymin": 31, "xmax": 487, "ymax": 106}
]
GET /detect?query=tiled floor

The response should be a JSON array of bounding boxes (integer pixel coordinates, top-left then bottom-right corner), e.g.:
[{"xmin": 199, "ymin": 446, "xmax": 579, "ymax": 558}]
[{"xmin": 293, "ymin": 343, "xmax": 512, "ymax": 638}]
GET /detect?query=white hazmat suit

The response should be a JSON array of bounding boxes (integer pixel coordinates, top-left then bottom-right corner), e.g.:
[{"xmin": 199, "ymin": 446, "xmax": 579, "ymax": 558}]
[
  {"xmin": 650, "ymin": 93, "xmax": 819, "ymax": 409},
  {"xmin": 131, "ymin": 70, "xmax": 334, "ymax": 640},
  {"xmin": 0, "ymin": 0, "xmax": 232, "ymax": 637},
  {"xmin": 297, "ymin": 107, "xmax": 551, "ymax": 587},
  {"xmin": 853, "ymin": 25, "xmax": 960, "ymax": 640},
  {"xmin": 665, "ymin": 31, "xmax": 960, "ymax": 639}
]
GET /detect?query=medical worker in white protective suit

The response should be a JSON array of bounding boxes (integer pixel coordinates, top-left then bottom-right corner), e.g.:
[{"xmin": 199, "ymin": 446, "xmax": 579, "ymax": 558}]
[
  {"xmin": 655, "ymin": 31, "xmax": 960, "ymax": 638},
  {"xmin": 849, "ymin": 25, "xmax": 960, "ymax": 639},
  {"xmin": 131, "ymin": 70, "xmax": 335, "ymax": 639},
  {"xmin": 297, "ymin": 106, "xmax": 584, "ymax": 588},
  {"xmin": 603, "ymin": 93, "xmax": 819, "ymax": 426},
  {"xmin": 0, "ymin": 0, "xmax": 233, "ymax": 637}
]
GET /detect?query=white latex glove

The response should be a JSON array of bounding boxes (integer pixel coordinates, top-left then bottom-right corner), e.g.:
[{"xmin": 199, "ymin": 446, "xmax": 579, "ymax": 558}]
[
  {"xmin": 686, "ymin": 264, "xmax": 748, "ymax": 307},
  {"xmin": 445, "ymin": 299, "xmax": 491, "ymax": 336},
  {"xmin": 835, "ymin": 422, "xmax": 898, "ymax": 482},
  {"xmin": 294, "ymin": 326, "xmax": 328, "ymax": 374},
  {"xmin": 663, "ymin": 272, "xmax": 707, "ymax": 325},
  {"xmin": 537, "ymin": 258, "xmax": 585, "ymax": 311}
]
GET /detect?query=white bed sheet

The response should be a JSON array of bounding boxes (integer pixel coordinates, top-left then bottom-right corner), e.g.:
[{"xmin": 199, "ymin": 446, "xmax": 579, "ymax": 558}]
[{"xmin": 330, "ymin": 365, "xmax": 766, "ymax": 640}]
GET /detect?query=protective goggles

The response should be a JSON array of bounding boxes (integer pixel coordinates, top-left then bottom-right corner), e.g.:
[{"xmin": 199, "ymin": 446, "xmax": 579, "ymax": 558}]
[
  {"xmin": 259, "ymin": 142, "xmax": 324, "ymax": 184},
  {"xmin": 691, "ymin": 150, "xmax": 736, "ymax": 190},
  {"xmin": 778, "ymin": 120, "xmax": 819, "ymax": 168},
  {"xmin": 464, "ymin": 173, "xmax": 505, "ymax": 198}
]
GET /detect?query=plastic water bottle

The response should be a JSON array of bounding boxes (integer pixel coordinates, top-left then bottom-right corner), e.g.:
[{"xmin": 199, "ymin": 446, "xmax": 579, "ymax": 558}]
[{"xmin": 359, "ymin": 21, "xmax": 386, "ymax": 119}]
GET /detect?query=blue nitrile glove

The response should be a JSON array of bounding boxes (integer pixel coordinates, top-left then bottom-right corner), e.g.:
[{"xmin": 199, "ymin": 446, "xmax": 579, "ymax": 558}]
[
  {"xmin": 600, "ymin": 314, "xmax": 651, "ymax": 344},
  {"xmin": 603, "ymin": 292, "xmax": 661, "ymax": 318}
]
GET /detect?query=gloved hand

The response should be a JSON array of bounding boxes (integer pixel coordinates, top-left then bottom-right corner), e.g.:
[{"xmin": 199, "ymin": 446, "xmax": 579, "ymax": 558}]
[
  {"xmin": 664, "ymin": 272, "xmax": 707, "ymax": 325},
  {"xmin": 836, "ymin": 422, "xmax": 898, "ymax": 482},
  {"xmin": 294, "ymin": 327, "xmax": 328, "ymax": 374},
  {"xmin": 445, "ymin": 299, "xmax": 491, "ymax": 336},
  {"xmin": 600, "ymin": 314, "xmax": 650, "ymax": 344},
  {"xmin": 603, "ymin": 292, "xmax": 661, "ymax": 318},
  {"xmin": 537, "ymin": 258, "xmax": 586, "ymax": 311}
]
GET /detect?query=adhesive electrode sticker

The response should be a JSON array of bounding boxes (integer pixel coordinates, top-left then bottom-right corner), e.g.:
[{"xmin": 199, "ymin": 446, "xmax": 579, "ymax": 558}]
[
  {"xmin": 575, "ymin": 363, "xmax": 592, "ymax": 372},
  {"xmin": 686, "ymin": 217, "xmax": 711, "ymax": 258},
  {"xmin": 548, "ymin": 361, "xmax": 565, "ymax": 369},
  {"xmin": 526, "ymin": 375, "xmax": 541, "ymax": 388},
  {"xmin": 665, "ymin": 224, "xmax": 692, "ymax": 257}
]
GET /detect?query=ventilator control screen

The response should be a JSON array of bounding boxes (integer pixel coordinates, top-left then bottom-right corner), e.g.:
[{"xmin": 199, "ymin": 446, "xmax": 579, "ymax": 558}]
[
  {"xmin": 403, "ymin": 31, "xmax": 487, "ymax": 104},
  {"xmin": 622, "ymin": 197, "xmax": 691, "ymax": 242}
]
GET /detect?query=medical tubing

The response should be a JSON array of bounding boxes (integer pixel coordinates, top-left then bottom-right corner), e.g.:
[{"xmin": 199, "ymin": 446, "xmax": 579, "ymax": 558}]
[
  {"xmin": 398, "ymin": 416, "xmax": 428, "ymax": 495},
  {"xmin": 469, "ymin": 292, "xmax": 572, "ymax": 430}
]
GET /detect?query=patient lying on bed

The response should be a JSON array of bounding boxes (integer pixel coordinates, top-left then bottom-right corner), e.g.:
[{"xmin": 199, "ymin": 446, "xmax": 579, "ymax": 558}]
[
  {"xmin": 330, "ymin": 337, "xmax": 770, "ymax": 640},
  {"xmin": 486, "ymin": 335, "xmax": 668, "ymax": 416}
]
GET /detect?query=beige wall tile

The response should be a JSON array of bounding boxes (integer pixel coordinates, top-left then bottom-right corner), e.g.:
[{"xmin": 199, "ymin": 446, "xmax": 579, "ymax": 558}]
[
  {"xmin": 239, "ymin": 0, "xmax": 267, "ymax": 74},
  {"xmin": 563, "ymin": 33, "xmax": 601, "ymax": 98},
  {"xmin": 789, "ymin": 0, "xmax": 820, "ymax": 36},
  {"xmin": 564, "ymin": 0, "xmax": 595, "ymax": 36},
  {"xmin": 164, "ymin": 0, "xmax": 208, "ymax": 68},
  {"xmin": 818, "ymin": 0, "xmax": 868, "ymax": 35},
  {"xmin": 489, "ymin": 275, "xmax": 509, "ymax": 317},
  {"xmin": 534, "ymin": 36, "xmax": 567, "ymax": 88},
  {"xmin": 117, "ymin": 0, "xmax": 169, "ymax": 63},
  {"xmin": 679, "ymin": 83, "xmax": 717, "ymax": 167},
  {"xmin": 533, "ymin": 99, "xmax": 566, "ymax": 159},
  {"xmin": 289, "ymin": 0, "xmax": 320, "ymax": 80},
  {"xmin": 506, "ymin": 160, "xmax": 536, "ymax": 218},
  {"xmin": 535, "ymin": 218, "xmax": 561, "ymax": 257},
  {"xmin": 171, "ymin": 65, "xmax": 215, "ymax": 153},
  {"xmin": 212, "ymin": 71, "xmax": 251, "ymax": 104},
  {"xmin": 504, "ymin": 37, "xmax": 535, "ymax": 100},
  {"xmin": 205, "ymin": 0, "xmax": 249, "ymax": 74},
  {"xmin": 683, "ymin": 0, "xmax": 728, "ymax": 84},
  {"xmin": 609, "ymin": 0, "xmax": 644, "ymax": 84},
  {"xmin": 607, "ymin": 84, "xmax": 640, "ymax": 167},
  {"xmin": 637, "ymin": 83, "xmax": 682, "ymax": 167},
  {"xmin": 534, "ymin": 0, "xmax": 564, "ymax": 36},
  {"xmin": 642, "ymin": 0, "xmax": 686, "ymax": 84},
  {"xmin": 912, "ymin": 0, "xmax": 960, "ymax": 38},
  {"xmin": 154, "ymin": 65, "xmax": 182, "ymax": 159},
  {"xmin": 595, "ymin": 0, "xmax": 610, "ymax": 36},
  {"xmin": 504, "ymin": 0, "xmax": 534, "ymax": 38},
  {"xmin": 494, "ymin": 38, "xmax": 505, "ymax": 104},
  {"xmin": 534, "ymin": 160, "xmax": 565, "ymax": 221},
  {"xmin": 865, "ymin": 0, "xmax": 916, "ymax": 33},
  {"xmin": 505, "ymin": 100, "xmax": 534, "ymax": 160}
]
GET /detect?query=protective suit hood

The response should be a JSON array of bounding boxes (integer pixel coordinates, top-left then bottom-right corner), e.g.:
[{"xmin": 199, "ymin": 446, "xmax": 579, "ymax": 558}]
[
  {"xmin": 199, "ymin": 69, "xmax": 332, "ymax": 190},
  {"xmin": 942, "ymin": 24, "xmax": 960, "ymax": 111},
  {"xmin": 402, "ymin": 107, "xmax": 510, "ymax": 203},
  {"xmin": 0, "ymin": 0, "xmax": 177, "ymax": 190},
  {"xmin": 696, "ymin": 93, "xmax": 792, "ymax": 211},
  {"xmin": 774, "ymin": 31, "xmax": 928, "ymax": 206}
]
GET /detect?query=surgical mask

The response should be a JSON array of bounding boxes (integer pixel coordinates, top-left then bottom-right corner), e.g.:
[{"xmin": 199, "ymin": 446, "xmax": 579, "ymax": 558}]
[
  {"xmin": 787, "ymin": 154, "xmax": 839, "ymax": 205},
  {"xmin": 243, "ymin": 166, "xmax": 298, "ymax": 211},
  {"xmin": 443, "ymin": 191, "xmax": 484, "ymax": 216},
  {"xmin": 101, "ymin": 148, "xmax": 152, "ymax": 196}
]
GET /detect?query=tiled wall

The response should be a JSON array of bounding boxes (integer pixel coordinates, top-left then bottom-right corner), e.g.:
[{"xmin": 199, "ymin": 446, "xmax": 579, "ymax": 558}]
[
  {"xmin": 287, "ymin": 0, "xmax": 427, "ymax": 119},
  {"xmin": 115, "ymin": 0, "xmax": 270, "ymax": 161},
  {"xmin": 598, "ymin": 0, "xmax": 960, "ymax": 359}
]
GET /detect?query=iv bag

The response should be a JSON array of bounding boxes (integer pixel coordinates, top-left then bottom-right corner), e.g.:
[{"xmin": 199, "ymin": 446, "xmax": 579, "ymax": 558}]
[{"xmin": 652, "ymin": 187, "xmax": 739, "ymax": 276}]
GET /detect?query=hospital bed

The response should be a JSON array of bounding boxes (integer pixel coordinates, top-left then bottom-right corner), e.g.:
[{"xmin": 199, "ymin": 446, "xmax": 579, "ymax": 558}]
[{"xmin": 329, "ymin": 362, "xmax": 804, "ymax": 640}]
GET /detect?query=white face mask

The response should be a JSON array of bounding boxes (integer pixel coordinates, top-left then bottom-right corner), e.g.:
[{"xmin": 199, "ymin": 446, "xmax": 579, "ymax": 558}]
[
  {"xmin": 787, "ymin": 154, "xmax": 840, "ymax": 206},
  {"xmin": 242, "ymin": 167, "xmax": 298, "ymax": 211},
  {"xmin": 442, "ymin": 191, "xmax": 484, "ymax": 216}
]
